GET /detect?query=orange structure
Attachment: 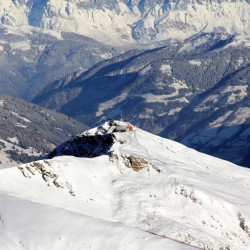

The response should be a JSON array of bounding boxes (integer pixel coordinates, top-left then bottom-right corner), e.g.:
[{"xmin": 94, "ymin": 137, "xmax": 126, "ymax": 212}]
[{"xmin": 126, "ymin": 124, "xmax": 134, "ymax": 131}]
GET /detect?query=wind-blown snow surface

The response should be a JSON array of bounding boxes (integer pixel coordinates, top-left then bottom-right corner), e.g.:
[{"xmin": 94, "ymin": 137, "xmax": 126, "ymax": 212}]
[{"xmin": 0, "ymin": 121, "xmax": 250, "ymax": 249}]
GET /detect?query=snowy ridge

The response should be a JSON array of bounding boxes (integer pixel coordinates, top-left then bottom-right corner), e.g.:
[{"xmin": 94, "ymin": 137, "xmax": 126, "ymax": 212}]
[
  {"xmin": 0, "ymin": 0, "xmax": 249, "ymax": 45},
  {"xmin": 0, "ymin": 121, "xmax": 250, "ymax": 249}
]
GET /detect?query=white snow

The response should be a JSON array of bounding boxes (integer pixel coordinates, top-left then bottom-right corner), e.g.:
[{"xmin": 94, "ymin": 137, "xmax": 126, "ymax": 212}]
[
  {"xmin": 230, "ymin": 107, "xmax": 250, "ymax": 126},
  {"xmin": 189, "ymin": 60, "xmax": 202, "ymax": 66},
  {"xmin": 0, "ymin": 99, "xmax": 5, "ymax": 107},
  {"xmin": 209, "ymin": 111, "xmax": 234, "ymax": 128},
  {"xmin": 209, "ymin": 107, "xmax": 250, "ymax": 128},
  {"xmin": 15, "ymin": 122, "xmax": 27, "ymax": 128},
  {"xmin": 7, "ymin": 137, "xmax": 19, "ymax": 144},
  {"xmin": 11, "ymin": 111, "xmax": 31, "ymax": 123},
  {"xmin": 0, "ymin": 0, "xmax": 250, "ymax": 45},
  {"xmin": 0, "ymin": 193, "xmax": 193, "ymax": 250},
  {"xmin": 222, "ymin": 85, "xmax": 248, "ymax": 105},
  {"xmin": 142, "ymin": 79, "xmax": 189, "ymax": 104},
  {"xmin": 224, "ymin": 35, "xmax": 250, "ymax": 48},
  {"xmin": 0, "ymin": 121, "xmax": 250, "ymax": 249},
  {"xmin": 236, "ymin": 57, "xmax": 245, "ymax": 67},
  {"xmin": 0, "ymin": 139, "xmax": 41, "ymax": 169},
  {"xmin": 168, "ymin": 107, "xmax": 182, "ymax": 116},
  {"xmin": 40, "ymin": 29, "xmax": 63, "ymax": 40},
  {"xmin": 96, "ymin": 92, "xmax": 128, "ymax": 117},
  {"xmin": 160, "ymin": 63, "xmax": 172, "ymax": 75},
  {"xmin": 195, "ymin": 85, "xmax": 248, "ymax": 113},
  {"xmin": 9, "ymin": 41, "xmax": 31, "ymax": 51}
]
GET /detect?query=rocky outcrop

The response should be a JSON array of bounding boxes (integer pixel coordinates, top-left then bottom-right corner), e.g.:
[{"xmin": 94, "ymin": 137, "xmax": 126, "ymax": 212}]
[
  {"xmin": 48, "ymin": 121, "xmax": 135, "ymax": 158},
  {"xmin": 18, "ymin": 160, "xmax": 75, "ymax": 196},
  {"xmin": 109, "ymin": 150, "xmax": 161, "ymax": 173}
]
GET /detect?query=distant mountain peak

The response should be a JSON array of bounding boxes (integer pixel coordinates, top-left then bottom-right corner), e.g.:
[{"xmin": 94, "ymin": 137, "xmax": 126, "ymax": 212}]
[{"xmin": 1, "ymin": 0, "xmax": 249, "ymax": 45}]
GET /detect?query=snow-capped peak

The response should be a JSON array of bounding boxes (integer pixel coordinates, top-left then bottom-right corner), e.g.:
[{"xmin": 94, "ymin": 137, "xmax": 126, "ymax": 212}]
[
  {"xmin": 0, "ymin": 121, "xmax": 250, "ymax": 249},
  {"xmin": 83, "ymin": 120, "xmax": 135, "ymax": 136},
  {"xmin": 48, "ymin": 120, "xmax": 135, "ymax": 158}
]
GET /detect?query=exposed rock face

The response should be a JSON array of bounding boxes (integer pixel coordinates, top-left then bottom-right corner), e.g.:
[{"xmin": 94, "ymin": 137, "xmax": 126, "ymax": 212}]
[
  {"xmin": 127, "ymin": 156, "xmax": 148, "ymax": 172},
  {"xmin": 49, "ymin": 134, "xmax": 116, "ymax": 158},
  {"xmin": 109, "ymin": 150, "xmax": 161, "ymax": 173},
  {"xmin": 18, "ymin": 160, "xmax": 75, "ymax": 196},
  {"xmin": 49, "ymin": 121, "xmax": 135, "ymax": 158}
]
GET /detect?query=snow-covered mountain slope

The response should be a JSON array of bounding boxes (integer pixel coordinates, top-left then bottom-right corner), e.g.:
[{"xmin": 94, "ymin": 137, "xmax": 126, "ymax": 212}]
[
  {"xmin": 33, "ymin": 33, "xmax": 250, "ymax": 167},
  {"xmin": 0, "ymin": 121, "xmax": 250, "ymax": 249},
  {"xmin": 0, "ymin": 94, "xmax": 88, "ymax": 168},
  {"xmin": 0, "ymin": 194, "xmax": 194, "ymax": 250},
  {"xmin": 0, "ymin": 24, "xmax": 119, "ymax": 99},
  {"xmin": 0, "ymin": 0, "xmax": 249, "ymax": 45}
]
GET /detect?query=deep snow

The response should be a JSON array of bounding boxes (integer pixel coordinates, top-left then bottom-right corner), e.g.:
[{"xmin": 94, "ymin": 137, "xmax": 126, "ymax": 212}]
[{"xmin": 0, "ymin": 121, "xmax": 250, "ymax": 249}]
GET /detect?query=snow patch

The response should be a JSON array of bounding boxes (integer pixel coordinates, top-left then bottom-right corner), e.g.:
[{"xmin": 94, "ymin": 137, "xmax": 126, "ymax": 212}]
[
  {"xmin": 15, "ymin": 123, "xmax": 27, "ymax": 128},
  {"xmin": 189, "ymin": 60, "xmax": 202, "ymax": 66},
  {"xmin": 160, "ymin": 64, "xmax": 172, "ymax": 75},
  {"xmin": 11, "ymin": 111, "xmax": 31, "ymax": 123},
  {"xmin": 142, "ymin": 79, "xmax": 189, "ymax": 103},
  {"xmin": 96, "ymin": 92, "xmax": 128, "ymax": 116},
  {"xmin": 222, "ymin": 85, "xmax": 248, "ymax": 105},
  {"xmin": 0, "ymin": 99, "xmax": 5, "ymax": 107},
  {"xmin": 168, "ymin": 107, "xmax": 182, "ymax": 116},
  {"xmin": 9, "ymin": 41, "xmax": 31, "ymax": 51},
  {"xmin": 209, "ymin": 111, "xmax": 234, "ymax": 128},
  {"xmin": 7, "ymin": 137, "xmax": 19, "ymax": 144},
  {"xmin": 230, "ymin": 107, "xmax": 250, "ymax": 126}
]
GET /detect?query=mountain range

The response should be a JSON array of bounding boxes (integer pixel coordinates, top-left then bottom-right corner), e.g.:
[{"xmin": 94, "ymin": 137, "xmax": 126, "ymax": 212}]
[
  {"xmin": 33, "ymin": 32, "xmax": 250, "ymax": 167},
  {"xmin": 0, "ymin": 1, "xmax": 249, "ymax": 167},
  {"xmin": 0, "ymin": 24, "xmax": 119, "ymax": 100},
  {"xmin": 1, "ymin": 1, "xmax": 250, "ymax": 249},
  {"xmin": 1, "ymin": 0, "xmax": 249, "ymax": 45}
]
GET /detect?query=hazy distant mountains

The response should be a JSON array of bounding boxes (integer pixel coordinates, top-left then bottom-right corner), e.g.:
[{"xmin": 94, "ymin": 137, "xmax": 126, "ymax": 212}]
[
  {"xmin": 0, "ymin": 94, "xmax": 88, "ymax": 167},
  {"xmin": 33, "ymin": 33, "xmax": 250, "ymax": 167},
  {"xmin": 0, "ymin": 0, "xmax": 249, "ymax": 45},
  {"xmin": 0, "ymin": 24, "xmax": 119, "ymax": 100}
]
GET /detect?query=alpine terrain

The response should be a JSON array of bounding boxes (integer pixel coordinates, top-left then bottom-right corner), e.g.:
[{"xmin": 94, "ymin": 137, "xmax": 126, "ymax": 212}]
[
  {"xmin": 33, "ymin": 33, "xmax": 250, "ymax": 167},
  {"xmin": 0, "ymin": 0, "xmax": 249, "ymax": 45},
  {"xmin": 0, "ymin": 121, "xmax": 250, "ymax": 249},
  {"xmin": 0, "ymin": 24, "xmax": 119, "ymax": 99},
  {"xmin": 0, "ymin": 94, "xmax": 88, "ymax": 168},
  {"xmin": 0, "ymin": 1, "xmax": 249, "ymax": 249},
  {"xmin": 0, "ymin": 0, "xmax": 249, "ymax": 168}
]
